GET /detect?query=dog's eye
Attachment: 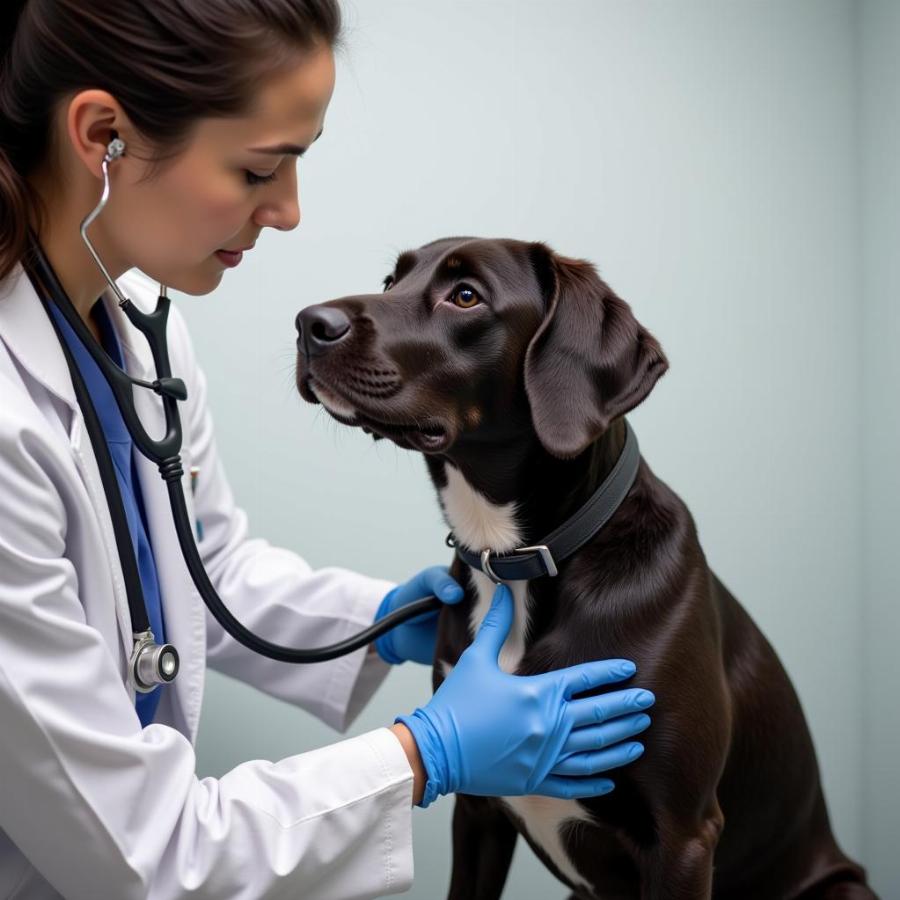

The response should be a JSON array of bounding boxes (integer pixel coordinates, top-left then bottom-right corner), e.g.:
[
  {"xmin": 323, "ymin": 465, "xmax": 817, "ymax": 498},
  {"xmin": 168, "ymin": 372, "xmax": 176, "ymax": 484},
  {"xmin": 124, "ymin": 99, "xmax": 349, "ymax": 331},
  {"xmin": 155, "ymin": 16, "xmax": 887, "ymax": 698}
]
[
  {"xmin": 382, "ymin": 276, "xmax": 395, "ymax": 292},
  {"xmin": 450, "ymin": 285, "xmax": 480, "ymax": 309}
]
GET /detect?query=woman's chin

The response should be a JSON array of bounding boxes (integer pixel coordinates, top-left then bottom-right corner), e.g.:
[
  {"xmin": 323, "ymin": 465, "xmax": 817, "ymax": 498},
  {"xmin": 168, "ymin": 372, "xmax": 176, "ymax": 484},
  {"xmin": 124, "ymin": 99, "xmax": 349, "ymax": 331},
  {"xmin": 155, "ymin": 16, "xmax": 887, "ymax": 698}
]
[{"xmin": 144, "ymin": 261, "xmax": 225, "ymax": 296}]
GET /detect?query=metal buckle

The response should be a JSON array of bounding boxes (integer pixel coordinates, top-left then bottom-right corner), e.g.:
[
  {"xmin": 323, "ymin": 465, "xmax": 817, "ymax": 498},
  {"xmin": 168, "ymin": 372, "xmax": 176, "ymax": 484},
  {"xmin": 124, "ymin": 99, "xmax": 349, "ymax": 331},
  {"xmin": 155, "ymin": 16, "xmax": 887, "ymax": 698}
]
[
  {"xmin": 514, "ymin": 544, "xmax": 559, "ymax": 578},
  {"xmin": 477, "ymin": 543, "xmax": 558, "ymax": 583},
  {"xmin": 480, "ymin": 548, "xmax": 503, "ymax": 585}
]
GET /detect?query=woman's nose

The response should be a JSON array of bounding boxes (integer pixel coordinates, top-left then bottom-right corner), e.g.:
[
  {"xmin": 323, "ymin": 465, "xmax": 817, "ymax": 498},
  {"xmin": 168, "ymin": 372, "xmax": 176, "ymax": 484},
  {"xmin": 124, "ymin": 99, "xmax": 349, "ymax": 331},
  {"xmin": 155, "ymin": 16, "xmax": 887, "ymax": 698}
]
[
  {"xmin": 255, "ymin": 168, "xmax": 301, "ymax": 231},
  {"xmin": 256, "ymin": 198, "xmax": 300, "ymax": 232},
  {"xmin": 274, "ymin": 194, "xmax": 301, "ymax": 231}
]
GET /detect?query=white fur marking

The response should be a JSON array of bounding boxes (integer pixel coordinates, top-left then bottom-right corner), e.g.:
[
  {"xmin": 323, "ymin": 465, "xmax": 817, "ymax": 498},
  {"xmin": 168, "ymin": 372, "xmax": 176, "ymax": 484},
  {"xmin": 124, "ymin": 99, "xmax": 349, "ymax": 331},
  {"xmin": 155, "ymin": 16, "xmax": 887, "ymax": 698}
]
[
  {"xmin": 441, "ymin": 465, "xmax": 521, "ymax": 553},
  {"xmin": 502, "ymin": 796, "xmax": 596, "ymax": 893},
  {"xmin": 440, "ymin": 465, "xmax": 527, "ymax": 673},
  {"xmin": 439, "ymin": 464, "xmax": 595, "ymax": 892}
]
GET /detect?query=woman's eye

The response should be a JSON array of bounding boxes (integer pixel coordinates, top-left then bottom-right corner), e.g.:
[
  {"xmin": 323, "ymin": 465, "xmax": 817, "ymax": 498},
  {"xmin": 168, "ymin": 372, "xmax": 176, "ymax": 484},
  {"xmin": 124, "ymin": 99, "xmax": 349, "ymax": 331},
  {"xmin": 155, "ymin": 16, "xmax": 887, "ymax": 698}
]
[
  {"xmin": 382, "ymin": 276, "xmax": 395, "ymax": 292},
  {"xmin": 450, "ymin": 285, "xmax": 480, "ymax": 308},
  {"xmin": 245, "ymin": 170, "xmax": 278, "ymax": 186}
]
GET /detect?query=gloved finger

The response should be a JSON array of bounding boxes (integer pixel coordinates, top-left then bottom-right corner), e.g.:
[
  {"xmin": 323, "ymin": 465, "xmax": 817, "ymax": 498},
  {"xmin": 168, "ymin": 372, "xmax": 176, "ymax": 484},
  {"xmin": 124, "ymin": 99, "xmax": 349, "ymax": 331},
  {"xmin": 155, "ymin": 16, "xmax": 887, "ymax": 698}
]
[
  {"xmin": 470, "ymin": 583, "xmax": 514, "ymax": 660},
  {"xmin": 398, "ymin": 566, "xmax": 464, "ymax": 605},
  {"xmin": 532, "ymin": 775, "xmax": 616, "ymax": 800},
  {"xmin": 557, "ymin": 658, "xmax": 637, "ymax": 699},
  {"xmin": 567, "ymin": 687, "xmax": 655, "ymax": 728},
  {"xmin": 559, "ymin": 712, "xmax": 651, "ymax": 755},
  {"xmin": 549, "ymin": 741, "xmax": 644, "ymax": 777}
]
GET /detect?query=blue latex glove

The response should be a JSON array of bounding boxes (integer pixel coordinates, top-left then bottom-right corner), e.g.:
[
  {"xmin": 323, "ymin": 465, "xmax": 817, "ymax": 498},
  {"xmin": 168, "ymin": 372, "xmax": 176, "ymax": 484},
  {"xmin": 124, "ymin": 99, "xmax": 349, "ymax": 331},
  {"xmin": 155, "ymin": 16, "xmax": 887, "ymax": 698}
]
[
  {"xmin": 396, "ymin": 584, "xmax": 654, "ymax": 807},
  {"xmin": 374, "ymin": 566, "xmax": 464, "ymax": 665}
]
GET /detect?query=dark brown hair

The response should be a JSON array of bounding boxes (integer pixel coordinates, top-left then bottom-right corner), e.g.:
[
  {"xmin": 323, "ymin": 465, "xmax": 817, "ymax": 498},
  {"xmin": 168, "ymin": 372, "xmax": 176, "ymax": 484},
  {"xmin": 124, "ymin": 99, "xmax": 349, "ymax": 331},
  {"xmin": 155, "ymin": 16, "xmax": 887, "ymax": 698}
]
[{"xmin": 0, "ymin": 0, "xmax": 342, "ymax": 283}]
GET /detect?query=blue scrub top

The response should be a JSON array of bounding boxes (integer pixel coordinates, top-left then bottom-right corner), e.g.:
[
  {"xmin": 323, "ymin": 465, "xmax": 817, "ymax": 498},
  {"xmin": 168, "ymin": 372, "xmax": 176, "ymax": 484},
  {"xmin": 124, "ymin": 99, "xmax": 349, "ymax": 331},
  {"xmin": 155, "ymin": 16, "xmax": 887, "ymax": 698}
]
[{"xmin": 49, "ymin": 300, "xmax": 167, "ymax": 727}]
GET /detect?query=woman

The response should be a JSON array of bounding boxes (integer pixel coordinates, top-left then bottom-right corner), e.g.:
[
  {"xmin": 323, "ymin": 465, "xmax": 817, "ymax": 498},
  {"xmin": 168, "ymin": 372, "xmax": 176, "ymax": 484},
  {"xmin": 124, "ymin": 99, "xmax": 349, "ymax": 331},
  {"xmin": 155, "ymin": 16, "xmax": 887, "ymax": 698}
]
[{"xmin": 0, "ymin": 2, "xmax": 655, "ymax": 897}]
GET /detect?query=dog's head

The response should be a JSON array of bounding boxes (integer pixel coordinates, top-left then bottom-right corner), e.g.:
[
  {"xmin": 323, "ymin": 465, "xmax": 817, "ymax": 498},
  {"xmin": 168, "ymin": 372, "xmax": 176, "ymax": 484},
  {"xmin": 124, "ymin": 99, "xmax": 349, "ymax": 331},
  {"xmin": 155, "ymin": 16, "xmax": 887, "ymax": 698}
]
[{"xmin": 295, "ymin": 237, "xmax": 668, "ymax": 458}]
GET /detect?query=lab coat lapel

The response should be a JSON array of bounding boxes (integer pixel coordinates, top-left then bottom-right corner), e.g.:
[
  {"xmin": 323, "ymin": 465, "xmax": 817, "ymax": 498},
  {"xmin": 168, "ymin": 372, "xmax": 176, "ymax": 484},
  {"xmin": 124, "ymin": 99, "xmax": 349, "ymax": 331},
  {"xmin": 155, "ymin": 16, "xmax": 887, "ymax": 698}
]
[
  {"xmin": 102, "ymin": 285, "xmax": 207, "ymax": 744},
  {"xmin": 0, "ymin": 265, "xmax": 135, "ymax": 664},
  {"xmin": 0, "ymin": 264, "xmax": 78, "ymax": 410},
  {"xmin": 1, "ymin": 264, "xmax": 207, "ymax": 741}
]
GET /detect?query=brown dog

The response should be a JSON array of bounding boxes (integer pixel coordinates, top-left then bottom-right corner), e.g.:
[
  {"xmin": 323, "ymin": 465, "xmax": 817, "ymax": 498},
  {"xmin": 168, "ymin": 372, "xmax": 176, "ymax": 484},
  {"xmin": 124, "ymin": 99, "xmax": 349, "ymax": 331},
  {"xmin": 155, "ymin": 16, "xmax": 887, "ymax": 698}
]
[{"xmin": 295, "ymin": 237, "xmax": 874, "ymax": 899}]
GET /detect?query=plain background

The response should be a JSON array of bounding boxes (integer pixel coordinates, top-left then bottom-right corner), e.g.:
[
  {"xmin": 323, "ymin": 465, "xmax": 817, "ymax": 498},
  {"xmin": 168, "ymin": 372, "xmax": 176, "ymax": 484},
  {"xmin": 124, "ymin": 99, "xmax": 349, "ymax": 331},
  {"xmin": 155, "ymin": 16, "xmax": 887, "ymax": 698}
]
[{"xmin": 177, "ymin": 2, "xmax": 899, "ymax": 896}]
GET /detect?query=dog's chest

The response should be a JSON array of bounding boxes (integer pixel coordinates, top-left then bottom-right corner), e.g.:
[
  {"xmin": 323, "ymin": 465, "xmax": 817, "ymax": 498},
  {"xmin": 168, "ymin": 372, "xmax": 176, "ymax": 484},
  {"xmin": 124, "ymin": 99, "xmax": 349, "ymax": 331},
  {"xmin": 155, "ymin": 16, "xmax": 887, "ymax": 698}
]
[
  {"xmin": 439, "ymin": 465, "xmax": 597, "ymax": 894},
  {"xmin": 439, "ymin": 464, "xmax": 529, "ymax": 673}
]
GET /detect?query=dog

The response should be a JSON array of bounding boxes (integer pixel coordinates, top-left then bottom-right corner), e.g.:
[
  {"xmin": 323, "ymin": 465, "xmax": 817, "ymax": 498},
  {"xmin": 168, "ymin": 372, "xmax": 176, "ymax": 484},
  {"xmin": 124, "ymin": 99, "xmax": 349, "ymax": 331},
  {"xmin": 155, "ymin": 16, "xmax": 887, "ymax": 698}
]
[{"xmin": 294, "ymin": 237, "xmax": 875, "ymax": 899}]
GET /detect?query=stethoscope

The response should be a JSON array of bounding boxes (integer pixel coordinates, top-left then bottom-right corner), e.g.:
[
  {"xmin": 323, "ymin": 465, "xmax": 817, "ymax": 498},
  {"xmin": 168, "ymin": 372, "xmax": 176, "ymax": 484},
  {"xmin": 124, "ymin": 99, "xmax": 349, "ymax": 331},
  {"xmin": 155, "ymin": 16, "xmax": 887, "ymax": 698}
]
[{"xmin": 22, "ymin": 137, "xmax": 442, "ymax": 695}]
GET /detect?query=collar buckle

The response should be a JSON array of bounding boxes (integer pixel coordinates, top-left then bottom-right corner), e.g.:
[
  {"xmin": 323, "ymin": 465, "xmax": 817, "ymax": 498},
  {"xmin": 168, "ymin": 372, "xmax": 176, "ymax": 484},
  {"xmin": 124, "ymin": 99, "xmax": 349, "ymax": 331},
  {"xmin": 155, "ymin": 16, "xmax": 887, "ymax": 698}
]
[
  {"xmin": 514, "ymin": 544, "xmax": 558, "ymax": 578},
  {"xmin": 450, "ymin": 421, "xmax": 640, "ymax": 583},
  {"xmin": 478, "ymin": 544, "xmax": 559, "ymax": 585},
  {"xmin": 480, "ymin": 549, "xmax": 502, "ymax": 584}
]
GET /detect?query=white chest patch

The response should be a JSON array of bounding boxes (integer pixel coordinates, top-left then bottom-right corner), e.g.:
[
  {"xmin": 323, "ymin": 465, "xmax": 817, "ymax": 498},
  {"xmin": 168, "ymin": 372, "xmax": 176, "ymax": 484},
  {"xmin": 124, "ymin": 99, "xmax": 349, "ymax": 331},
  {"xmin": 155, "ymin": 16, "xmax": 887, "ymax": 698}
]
[
  {"xmin": 438, "ymin": 464, "xmax": 595, "ymax": 893},
  {"xmin": 502, "ymin": 796, "xmax": 596, "ymax": 893},
  {"xmin": 439, "ymin": 464, "xmax": 528, "ymax": 673}
]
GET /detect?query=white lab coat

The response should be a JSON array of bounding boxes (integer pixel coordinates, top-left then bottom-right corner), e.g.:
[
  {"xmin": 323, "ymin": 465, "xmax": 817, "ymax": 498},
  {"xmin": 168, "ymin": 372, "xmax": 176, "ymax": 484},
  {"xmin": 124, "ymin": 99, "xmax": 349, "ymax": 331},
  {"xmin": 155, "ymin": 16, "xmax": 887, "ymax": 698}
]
[{"xmin": 0, "ymin": 263, "xmax": 415, "ymax": 900}]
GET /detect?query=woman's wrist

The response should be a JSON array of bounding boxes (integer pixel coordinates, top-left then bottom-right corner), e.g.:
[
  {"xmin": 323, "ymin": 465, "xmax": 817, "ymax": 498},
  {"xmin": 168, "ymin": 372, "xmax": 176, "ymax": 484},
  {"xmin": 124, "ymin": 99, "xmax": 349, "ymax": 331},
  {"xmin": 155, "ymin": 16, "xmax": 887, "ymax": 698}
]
[{"xmin": 388, "ymin": 722, "xmax": 426, "ymax": 806}]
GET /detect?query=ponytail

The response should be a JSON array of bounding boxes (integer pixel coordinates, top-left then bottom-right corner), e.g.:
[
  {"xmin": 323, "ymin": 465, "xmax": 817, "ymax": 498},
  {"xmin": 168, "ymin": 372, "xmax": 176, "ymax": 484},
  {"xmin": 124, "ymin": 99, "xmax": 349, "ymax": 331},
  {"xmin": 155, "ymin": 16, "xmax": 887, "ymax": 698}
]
[
  {"xmin": 0, "ymin": 145, "xmax": 30, "ymax": 284},
  {"xmin": 0, "ymin": 0, "xmax": 31, "ymax": 284}
]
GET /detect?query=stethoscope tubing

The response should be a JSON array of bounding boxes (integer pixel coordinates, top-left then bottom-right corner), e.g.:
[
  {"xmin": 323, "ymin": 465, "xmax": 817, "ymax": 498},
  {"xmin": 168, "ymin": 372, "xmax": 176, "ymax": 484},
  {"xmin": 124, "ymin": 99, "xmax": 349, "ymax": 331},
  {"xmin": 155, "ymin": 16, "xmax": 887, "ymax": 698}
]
[{"xmin": 23, "ymin": 234, "xmax": 443, "ymax": 666}]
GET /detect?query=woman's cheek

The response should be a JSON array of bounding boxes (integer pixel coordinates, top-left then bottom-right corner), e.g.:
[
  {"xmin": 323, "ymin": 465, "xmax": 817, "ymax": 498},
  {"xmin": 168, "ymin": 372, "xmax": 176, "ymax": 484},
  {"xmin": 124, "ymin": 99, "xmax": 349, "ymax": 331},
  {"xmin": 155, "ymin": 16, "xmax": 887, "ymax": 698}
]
[
  {"xmin": 199, "ymin": 189, "xmax": 253, "ymax": 246},
  {"xmin": 164, "ymin": 165, "xmax": 243, "ymax": 238}
]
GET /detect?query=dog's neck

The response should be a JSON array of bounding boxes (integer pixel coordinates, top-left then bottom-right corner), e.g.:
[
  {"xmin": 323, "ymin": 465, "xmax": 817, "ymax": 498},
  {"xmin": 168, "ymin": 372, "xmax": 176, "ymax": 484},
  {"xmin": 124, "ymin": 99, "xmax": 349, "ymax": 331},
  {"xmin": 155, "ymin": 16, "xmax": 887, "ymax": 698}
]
[{"xmin": 426, "ymin": 418, "xmax": 628, "ymax": 553}]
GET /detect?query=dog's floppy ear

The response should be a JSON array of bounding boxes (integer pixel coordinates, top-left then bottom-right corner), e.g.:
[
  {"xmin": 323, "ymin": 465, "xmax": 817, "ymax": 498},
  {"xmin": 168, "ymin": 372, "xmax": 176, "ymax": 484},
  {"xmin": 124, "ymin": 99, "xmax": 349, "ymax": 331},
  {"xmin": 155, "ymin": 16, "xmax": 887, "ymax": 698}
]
[{"xmin": 524, "ymin": 243, "xmax": 669, "ymax": 458}]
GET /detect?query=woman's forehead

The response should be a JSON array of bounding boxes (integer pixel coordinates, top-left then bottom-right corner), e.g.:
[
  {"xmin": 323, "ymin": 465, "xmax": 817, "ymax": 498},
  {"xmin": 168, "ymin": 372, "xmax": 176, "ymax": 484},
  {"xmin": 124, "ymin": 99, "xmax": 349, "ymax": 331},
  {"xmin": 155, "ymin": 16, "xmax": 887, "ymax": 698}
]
[
  {"xmin": 250, "ymin": 45, "xmax": 335, "ymax": 132},
  {"xmin": 196, "ymin": 44, "xmax": 335, "ymax": 150}
]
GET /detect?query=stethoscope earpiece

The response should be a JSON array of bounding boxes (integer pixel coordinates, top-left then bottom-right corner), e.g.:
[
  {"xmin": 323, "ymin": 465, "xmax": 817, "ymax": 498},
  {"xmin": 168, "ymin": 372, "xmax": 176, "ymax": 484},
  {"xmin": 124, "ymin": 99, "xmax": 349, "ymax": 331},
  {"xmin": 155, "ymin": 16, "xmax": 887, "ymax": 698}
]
[{"xmin": 106, "ymin": 136, "xmax": 126, "ymax": 163}]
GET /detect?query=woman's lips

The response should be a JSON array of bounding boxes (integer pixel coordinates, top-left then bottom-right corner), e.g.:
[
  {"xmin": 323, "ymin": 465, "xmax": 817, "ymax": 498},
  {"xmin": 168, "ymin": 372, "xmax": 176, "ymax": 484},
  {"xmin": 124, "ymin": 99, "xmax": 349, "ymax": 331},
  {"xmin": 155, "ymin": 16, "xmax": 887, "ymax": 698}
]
[{"xmin": 215, "ymin": 249, "xmax": 244, "ymax": 268}]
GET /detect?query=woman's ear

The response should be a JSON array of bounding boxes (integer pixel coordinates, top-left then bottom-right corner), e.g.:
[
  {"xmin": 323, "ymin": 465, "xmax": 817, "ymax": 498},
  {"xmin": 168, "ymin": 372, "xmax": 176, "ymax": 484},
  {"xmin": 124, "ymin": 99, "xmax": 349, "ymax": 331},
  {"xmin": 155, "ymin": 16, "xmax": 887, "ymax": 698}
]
[
  {"xmin": 64, "ymin": 89, "xmax": 132, "ymax": 179},
  {"xmin": 524, "ymin": 242, "xmax": 669, "ymax": 459}
]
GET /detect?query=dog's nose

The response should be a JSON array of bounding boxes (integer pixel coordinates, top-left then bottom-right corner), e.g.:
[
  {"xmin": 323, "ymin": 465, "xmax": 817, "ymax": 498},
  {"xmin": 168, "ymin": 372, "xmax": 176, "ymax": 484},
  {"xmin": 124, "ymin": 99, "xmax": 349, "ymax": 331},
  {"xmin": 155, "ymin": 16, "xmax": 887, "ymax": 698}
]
[{"xmin": 296, "ymin": 305, "xmax": 352, "ymax": 357}]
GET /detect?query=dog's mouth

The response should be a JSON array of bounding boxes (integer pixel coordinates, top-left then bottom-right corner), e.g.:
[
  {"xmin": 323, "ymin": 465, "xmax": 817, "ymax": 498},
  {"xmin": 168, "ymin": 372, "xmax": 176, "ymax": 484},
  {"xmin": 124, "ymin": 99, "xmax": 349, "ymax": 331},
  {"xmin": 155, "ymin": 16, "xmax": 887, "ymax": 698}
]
[{"xmin": 302, "ymin": 374, "xmax": 453, "ymax": 453}]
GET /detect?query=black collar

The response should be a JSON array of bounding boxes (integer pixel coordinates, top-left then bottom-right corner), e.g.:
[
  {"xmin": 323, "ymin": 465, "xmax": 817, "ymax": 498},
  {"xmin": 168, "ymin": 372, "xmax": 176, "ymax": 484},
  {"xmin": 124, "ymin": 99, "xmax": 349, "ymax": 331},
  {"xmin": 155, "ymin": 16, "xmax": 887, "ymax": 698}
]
[{"xmin": 450, "ymin": 420, "xmax": 640, "ymax": 582}]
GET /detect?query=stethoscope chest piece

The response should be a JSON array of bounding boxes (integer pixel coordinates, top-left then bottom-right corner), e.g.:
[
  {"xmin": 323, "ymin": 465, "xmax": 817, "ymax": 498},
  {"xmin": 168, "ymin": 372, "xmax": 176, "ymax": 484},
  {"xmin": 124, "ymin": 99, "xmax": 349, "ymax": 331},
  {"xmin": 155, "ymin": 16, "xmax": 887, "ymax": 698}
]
[{"xmin": 129, "ymin": 630, "xmax": 180, "ymax": 693}]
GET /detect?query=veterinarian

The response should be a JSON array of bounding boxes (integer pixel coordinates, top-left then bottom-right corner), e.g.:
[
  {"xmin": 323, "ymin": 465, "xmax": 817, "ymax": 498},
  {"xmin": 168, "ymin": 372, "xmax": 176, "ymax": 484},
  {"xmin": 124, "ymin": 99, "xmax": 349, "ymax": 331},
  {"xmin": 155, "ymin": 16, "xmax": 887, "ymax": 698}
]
[{"xmin": 0, "ymin": 2, "xmax": 656, "ymax": 898}]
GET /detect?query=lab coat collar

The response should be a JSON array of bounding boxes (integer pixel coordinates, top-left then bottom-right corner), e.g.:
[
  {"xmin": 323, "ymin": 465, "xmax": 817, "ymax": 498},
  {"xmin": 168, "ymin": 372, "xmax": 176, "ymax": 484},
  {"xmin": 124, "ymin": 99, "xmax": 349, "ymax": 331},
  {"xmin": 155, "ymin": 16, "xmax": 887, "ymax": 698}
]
[
  {"xmin": 0, "ymin": 263, "xmax": 157, "ymax": 411},
  {"xmin": 0, "ymin": 263, "xmax": 80, "ymax": 411}
]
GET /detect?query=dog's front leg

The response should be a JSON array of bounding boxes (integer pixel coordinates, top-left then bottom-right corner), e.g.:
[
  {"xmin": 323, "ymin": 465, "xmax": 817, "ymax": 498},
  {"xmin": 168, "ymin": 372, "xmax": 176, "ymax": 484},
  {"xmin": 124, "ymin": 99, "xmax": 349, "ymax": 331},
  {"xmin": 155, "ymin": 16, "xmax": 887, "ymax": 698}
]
[
  {"xmin": 639, "ymin": 803, "xmax": 723, "ymax": 900},
  {"xmin": 446, "ymin": 794, "xmax": 518, "ymax": 900}
]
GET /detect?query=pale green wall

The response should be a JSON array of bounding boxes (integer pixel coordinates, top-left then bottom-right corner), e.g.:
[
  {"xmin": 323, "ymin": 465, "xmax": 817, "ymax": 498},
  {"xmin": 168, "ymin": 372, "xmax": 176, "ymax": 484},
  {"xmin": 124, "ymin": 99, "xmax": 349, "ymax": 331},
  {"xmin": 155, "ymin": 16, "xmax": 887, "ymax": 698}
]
[
  {"xmin": 180, "ymin": 1, "xmax": 896, "ymax": 896},
  {"xmin": 859, "ymin": 0, "xmax": 900, "ymax": 893}
]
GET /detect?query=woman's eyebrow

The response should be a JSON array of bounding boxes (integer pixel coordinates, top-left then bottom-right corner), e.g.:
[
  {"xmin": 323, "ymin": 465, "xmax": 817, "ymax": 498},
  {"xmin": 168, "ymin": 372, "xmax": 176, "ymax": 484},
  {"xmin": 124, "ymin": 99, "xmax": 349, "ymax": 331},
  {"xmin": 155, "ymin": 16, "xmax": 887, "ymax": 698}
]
[{"xmin": 249, "ymin": 129, "xmax": 324, "ymax": 156}]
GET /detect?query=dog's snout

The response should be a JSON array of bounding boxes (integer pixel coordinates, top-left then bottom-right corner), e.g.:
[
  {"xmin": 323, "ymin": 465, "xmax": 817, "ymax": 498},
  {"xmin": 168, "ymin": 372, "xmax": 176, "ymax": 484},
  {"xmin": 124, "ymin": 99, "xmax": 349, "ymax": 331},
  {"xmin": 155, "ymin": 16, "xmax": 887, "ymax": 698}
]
[{"xmin": 296, "ymin": 305, "xmax": 352, "ymax": 357}]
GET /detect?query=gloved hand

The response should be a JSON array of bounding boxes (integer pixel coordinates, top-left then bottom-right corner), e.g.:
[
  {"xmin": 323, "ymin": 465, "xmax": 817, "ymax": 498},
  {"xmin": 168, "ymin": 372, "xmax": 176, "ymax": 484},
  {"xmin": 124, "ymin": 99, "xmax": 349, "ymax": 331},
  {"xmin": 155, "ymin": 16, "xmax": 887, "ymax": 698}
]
[
  {"xmin": 396, "ymin": 584, "xmax": 654, "ymax": 807},
  {"xmin": 374, "ymin": 566, "xmax": 464, "ymax": 665}
]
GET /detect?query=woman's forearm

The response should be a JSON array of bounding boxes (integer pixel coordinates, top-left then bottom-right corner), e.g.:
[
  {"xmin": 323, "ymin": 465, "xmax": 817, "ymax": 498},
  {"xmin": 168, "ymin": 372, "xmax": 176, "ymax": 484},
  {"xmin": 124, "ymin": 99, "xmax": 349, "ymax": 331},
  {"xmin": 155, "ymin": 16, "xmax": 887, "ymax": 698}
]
[{"xmin": 389, "ymin": 723, "xmax": 426, "ymax": 806}]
